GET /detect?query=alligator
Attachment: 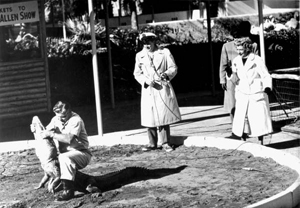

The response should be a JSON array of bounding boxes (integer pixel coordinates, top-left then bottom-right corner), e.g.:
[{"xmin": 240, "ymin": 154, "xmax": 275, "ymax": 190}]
[
  {"xmin": 31, "ymin": 116, "xmax": 61, "ymax": 193},
  {"xmin": 74, "ymin": 165, "xmax": 187, "ymax": 194},
  {"xmin": 31, "ymin": 116, "xmax": 187, "ymax": 195}
]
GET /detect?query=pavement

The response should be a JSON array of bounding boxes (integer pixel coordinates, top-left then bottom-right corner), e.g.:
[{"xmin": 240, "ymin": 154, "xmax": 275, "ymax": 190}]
[{"xmin": 0, "ymin": 96, "xmax": 299, "ymax": 158}]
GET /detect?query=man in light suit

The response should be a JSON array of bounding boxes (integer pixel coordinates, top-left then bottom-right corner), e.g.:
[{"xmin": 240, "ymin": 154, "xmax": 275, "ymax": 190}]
[{"xmin": 134, "ymin": 32, "xmax": 181, "ymax": 152}]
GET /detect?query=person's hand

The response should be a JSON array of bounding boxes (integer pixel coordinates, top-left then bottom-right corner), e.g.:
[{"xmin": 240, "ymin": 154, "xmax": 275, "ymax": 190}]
[
  {"xmin": 41, "ymin": 130, "xmax": 54, "ymax": 139},
  {"xmin": 225, "ymin": 66, "xmax": 232, "ymax": 77},
  {"xmin": 160, "ymin": 73, "xmax": 168, "ymax": 81},
  {"xmin": 149, "ymin": 81, "xmax": 155, "ymax": 87},
  {"xmin": 264, "ymin": 87, "xmax": 272, "ymax": 95},
  {"xmin": 145, "ymin": 80, "xmax": 155, "ymax": 88},
  {"xmin": 221, "ymin": 83, "xmax": 227, "ymax": 91}
]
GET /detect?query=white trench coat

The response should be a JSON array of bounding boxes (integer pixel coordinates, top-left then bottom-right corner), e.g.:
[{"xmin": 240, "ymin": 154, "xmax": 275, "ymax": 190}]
[
  {"xmin": 134, "ymin": 47, "xmax": 181, "ymax": 127},
  {"xmin": 231, "ymin": 53, "xmax": 273, "ymax": 137}
]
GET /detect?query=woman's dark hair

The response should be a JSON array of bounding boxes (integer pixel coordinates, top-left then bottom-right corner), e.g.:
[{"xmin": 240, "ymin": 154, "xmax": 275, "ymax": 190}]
[{"xmin": 53, "ymin": 101, "xmax": 71, "ymax": 114}]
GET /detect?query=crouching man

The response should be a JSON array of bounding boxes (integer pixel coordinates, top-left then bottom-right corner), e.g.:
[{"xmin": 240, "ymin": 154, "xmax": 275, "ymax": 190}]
[{"xmin": 41, "ymin": 101, "xmax": 92, "ymax": 201}]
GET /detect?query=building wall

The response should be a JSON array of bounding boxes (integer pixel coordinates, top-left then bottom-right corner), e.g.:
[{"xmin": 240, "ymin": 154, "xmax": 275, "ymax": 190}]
[
  {"xmin": 102, "ymin": 0, "xmax": 299, "ymax": 28},
  {"xmin": 105, "ymin": 11, "xmax": 191, "ymax": 28},
  {"xmin": 0, "ymin": 0, "xmax": 51, "ymax": 119}
]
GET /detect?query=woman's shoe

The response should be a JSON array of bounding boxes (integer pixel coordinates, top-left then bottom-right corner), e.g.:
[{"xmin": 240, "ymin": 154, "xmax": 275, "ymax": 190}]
[
  {"xmin": 241, "ymin": 133, "xmax": 248, "ymax": 141},
  {"xmin": 142, "ymin": 146, "xmax": 157, "ymax": 152},
  {"xmin": 258, "ymin": 136, "xmax": 263, "ymax": 145},
  {"xmin": 157, "ymin": 145, "xmax": 163, "ymax": 150}
]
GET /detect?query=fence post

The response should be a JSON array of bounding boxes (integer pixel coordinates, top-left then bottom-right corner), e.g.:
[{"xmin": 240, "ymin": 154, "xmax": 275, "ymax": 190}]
[{"xmin": 88, "ymin": 0, "xmax": 103, "ymax": 136}]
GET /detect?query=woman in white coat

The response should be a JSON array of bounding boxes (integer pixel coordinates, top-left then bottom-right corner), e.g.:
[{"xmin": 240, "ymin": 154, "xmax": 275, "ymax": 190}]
[
  {"xmin": 230, "ymin": 37, "xmax": 273, "ymax": 145},
  {"xmin": 134, "ymin": 32, "xmax": 181, "ymax": 152}
]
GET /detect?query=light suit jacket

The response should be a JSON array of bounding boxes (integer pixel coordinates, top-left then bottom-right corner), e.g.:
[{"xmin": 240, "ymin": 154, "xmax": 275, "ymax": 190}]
[{"xmin": 134, "ymin": 47, "xmax": 181, "ymax": 127}]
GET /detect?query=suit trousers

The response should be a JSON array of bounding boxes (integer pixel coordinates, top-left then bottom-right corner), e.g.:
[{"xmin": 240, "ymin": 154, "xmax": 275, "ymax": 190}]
[
  {"xmin": 58, "ymin": 149, "xmax": 92, "ymax": 181},
  {"xmin": 147, "ymin": 125, "xmax": 170, "ymax": 147}
]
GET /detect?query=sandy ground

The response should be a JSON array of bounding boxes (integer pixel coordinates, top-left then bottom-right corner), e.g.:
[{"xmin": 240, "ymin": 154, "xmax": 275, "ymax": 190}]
[
  {"xmin": 0, "ymin": 144, "xmax": 298, "ymax": 208},
  {"xmin": 1, "ymin": 92, "xmax": 299, "ymax": 208}
]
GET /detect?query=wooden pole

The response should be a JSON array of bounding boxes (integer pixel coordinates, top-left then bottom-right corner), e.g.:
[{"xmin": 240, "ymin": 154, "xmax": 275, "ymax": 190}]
[
  {"xmin": 88, "ymin": 0, "xmax": 103, "ymax": 136},
  {"xmin": 257, "ymin": 0, "xmax": 266, "ymax": 63},
  {"xmin": 104, "ymin": 0, "xmax": 115, "ymax": 109},
  {"xmin": 118, "ymin": 0, "xmax": 121, "ymax": 26},
  {"xmin": 151, "ymin": 3, "xmax": 155, "ymax": 23},
  {"xmin": 40, "ymin": 0, "xmax": 51, "ymax": 112},
  {"xmin": 205, "ymin": 0, "xmax": 215, "ymax": 96},
  {"xmin": 62, "ymin": 0, "xmax": 66, "ymax": 40}
]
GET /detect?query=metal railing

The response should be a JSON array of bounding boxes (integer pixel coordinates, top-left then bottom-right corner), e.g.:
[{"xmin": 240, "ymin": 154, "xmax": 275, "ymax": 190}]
[{"xmin": 269, "ymin": 67, "xmax": 300, "ymax": 124}]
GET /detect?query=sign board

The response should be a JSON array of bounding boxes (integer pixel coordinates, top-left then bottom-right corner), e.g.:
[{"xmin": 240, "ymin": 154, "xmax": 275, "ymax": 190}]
[{"xmin": 0, "ymin": 1, "xmax": 39, "ymax": 26}]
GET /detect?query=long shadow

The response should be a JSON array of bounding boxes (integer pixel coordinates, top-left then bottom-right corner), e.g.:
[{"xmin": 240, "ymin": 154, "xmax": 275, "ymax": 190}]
[
  {"xmin": 265, "ymin": 139, "xmax": 300, "ymax": 150},
  {"xmin": 181, "ymin": 106, "xmax": 223, "ymax": 117},
  {"xmin": 172, "ymin": 113, "xmax": 229, "ymax": 128},
  {"xmin": 74, "ymin": 165, "xmax": 187, "ymax": 194}
]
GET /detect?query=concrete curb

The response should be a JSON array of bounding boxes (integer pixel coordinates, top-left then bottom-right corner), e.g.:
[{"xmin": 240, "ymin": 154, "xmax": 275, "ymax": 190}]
[
  {"xmin": 1, "ymin": 134, "xmax": 299, "ymax": 208},
  {"xmin": 181, "ymin": 136, "xmax": 300, "ymax": 208},
  {"xmin": 89, "ymin": 134, "xmax": 300, "ymax": 208}
]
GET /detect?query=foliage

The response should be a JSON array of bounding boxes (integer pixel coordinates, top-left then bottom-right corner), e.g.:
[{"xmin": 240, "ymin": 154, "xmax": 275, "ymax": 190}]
[
  {"xmin": 264, "ymin": 28, "xmax": 299, "ymax": 70},
  {"xmin": 11, "ymin": 38, "xmax": 39, "ymax": 52},
  {"xmin": 213, "ymin": 18, "xmax": 245, "ymax": 39},
  {"xmin": 265, "ymin": 28, "xmax": 299, "ymax": 46},
  {"xmin": 110, "ymin": 28, "xmax": 139, "ymax": 51},
  {"xmin": 65, "ymin": 18, "xmax": 106, "ymax": 40},
  {"xmin": 46, "ymin": 37, "xmax": 106, "ymax": 58},
  {"xmin": 46, "ymin": 10, "xmax": 299, "ymax": 67},
  {"xmin": 47, "ymin": 19, "xmax": 107, "ymax": 58},
  {"xmin": 4, "ymin": 36, "xmax": 40, "ymax": 61}
]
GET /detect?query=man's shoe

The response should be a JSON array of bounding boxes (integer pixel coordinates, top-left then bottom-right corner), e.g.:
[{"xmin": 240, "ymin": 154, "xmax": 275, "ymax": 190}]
[
  {"xmin": 56, "ymin": 190, "xmax": 74, "ymax": 201},
  {"xmin": 225, "ymin": 134, "xmax": 240, "ymax": 140},
  {"xmin": 163, "ymin": 144, "xmax": 174, "ymax": 152},
  {"xmin": 142, "ymin": 146, "xmax": 156, "ymax": 152},
  {"xmin": 55, "ymin": 179, "xmax": 74, "ymax": 201}
]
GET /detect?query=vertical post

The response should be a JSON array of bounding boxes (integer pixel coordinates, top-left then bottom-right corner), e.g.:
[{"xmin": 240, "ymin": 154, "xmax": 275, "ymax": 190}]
[
  {"xmin": 205, "ymin": 0, "xmax": 215, "ymax": 96},
  {"xmin": 258, "ymin": 0, "xmax": 266, "ymax": 63},
  {"xmin": 40, "ymin": 0, "xmax": 52, "ymax": 112},
  {"xmin": 118, "ymin": 0, "xmax": 121, "ymax": 26},
  {"xmin": 199, "ymin": 1, "xmax": 205, "ymax": 19},
  {"xmin": 104, "ymin": 0, "xmax": 115, "ymax": 108},
  {"xmin": 62, "ymin": 0, "xmax": 66, "ymax": 41},
  {"xmin": 225, "ymin": 0, "xmax": 228, "ymax": 16},
  {"xmin": 188, "ymin": 1, "xmax": 191, "ymax": 20},
  {"xmin": 88, "ymin": 0, "xmax": 103, "ymax": 136},
  {"xmin": 151, "ymin": 2, "xmax": 155, "ymax": 23}
]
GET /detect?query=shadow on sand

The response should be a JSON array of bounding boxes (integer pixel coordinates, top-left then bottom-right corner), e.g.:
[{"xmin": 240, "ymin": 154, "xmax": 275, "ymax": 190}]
[
  {"xmin": 266, "ymin": 139, "xmax": 300, "ymax": 150},
  {"xmin": 74, "ymin": 165, "xmax": 187, "ymax": 194}
]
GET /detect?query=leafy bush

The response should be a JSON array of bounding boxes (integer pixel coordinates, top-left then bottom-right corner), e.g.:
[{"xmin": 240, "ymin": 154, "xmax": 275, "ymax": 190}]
[
  {"xmin": 265, "ymin": 28, "xmax": 299, "ymax": 70},
  {"xmin": 65, "ymin": 18, "xmax": 106, "ymax": 40},
  {"xmin": 46, "ymin": 11, "xmax": 299, "ymax": 68}
]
